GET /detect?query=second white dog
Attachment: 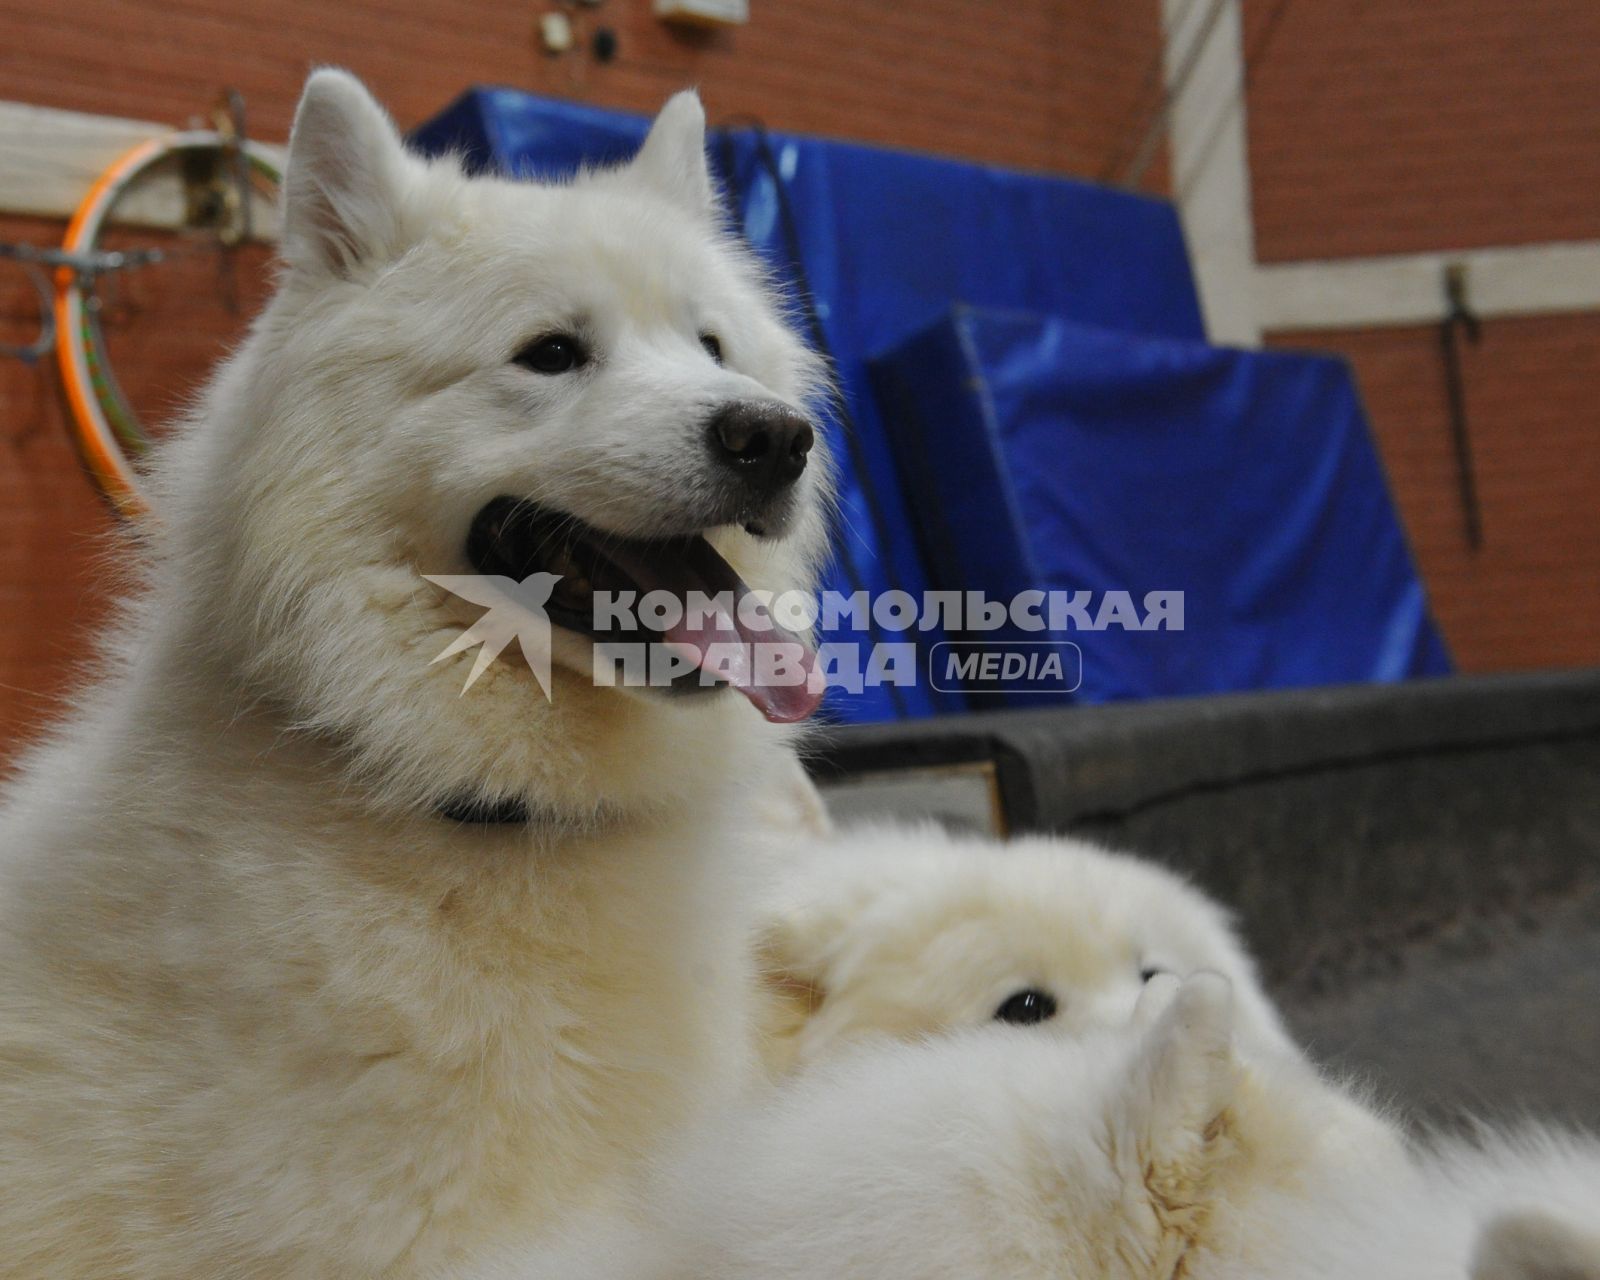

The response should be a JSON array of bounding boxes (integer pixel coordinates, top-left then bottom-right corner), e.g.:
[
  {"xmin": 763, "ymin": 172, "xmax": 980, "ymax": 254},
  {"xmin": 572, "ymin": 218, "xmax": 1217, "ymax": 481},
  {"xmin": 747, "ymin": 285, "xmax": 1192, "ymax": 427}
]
[{"xmin": 474, "ymin": 972, "xmax": 1598, "ymax": 1280}]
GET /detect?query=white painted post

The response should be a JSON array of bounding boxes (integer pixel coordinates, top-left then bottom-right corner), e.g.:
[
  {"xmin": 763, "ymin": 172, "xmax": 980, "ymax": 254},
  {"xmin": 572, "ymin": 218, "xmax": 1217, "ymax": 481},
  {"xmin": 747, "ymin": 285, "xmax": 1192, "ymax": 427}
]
[{"xmin": 1160, "ymin": 0, "xmax": 1262, "ymax": 348}]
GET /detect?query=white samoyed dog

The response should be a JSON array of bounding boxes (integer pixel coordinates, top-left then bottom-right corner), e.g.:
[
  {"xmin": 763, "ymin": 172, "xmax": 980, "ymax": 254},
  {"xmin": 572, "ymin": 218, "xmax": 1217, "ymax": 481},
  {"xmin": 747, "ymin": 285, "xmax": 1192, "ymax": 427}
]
[
  {"xmin": 0, "ymin": 70, "xmax": 833, "ymax": 1277},
  {"xmin": 475, "ymin": 974, "xmax": 1600, "ymax": 1280},
  {"xmin": 756, "ymin": 823, "xmax": 1297, "ymax": 1073}
]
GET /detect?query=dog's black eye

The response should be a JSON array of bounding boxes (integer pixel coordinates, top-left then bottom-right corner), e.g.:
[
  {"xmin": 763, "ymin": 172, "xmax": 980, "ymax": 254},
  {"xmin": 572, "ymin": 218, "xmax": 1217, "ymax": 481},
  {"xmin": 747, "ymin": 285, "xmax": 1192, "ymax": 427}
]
[
  {"xmin": 994, "ymin": 989, "xmax": 1057, "ymax": 1025},
  {"xmin": 1140, "ymin": 966, "xmax": 1168, "ymax": 983},
  {"xmin": 515, "ymin": 335, "xmax": 587, "ymax": 375},
  {"xmin": 699, "ymin": 332, "xmax": 723, "ymax": 364}
]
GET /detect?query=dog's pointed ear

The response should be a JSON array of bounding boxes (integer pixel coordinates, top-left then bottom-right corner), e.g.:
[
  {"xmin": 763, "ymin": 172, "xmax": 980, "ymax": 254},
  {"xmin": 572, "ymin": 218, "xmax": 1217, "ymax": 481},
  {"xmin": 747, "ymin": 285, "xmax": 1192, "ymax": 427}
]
[
  {"xmin": 629, "ymin": 91, "xmax": 715, "ymax": 220},
  {"xmin": 282, "ymin": 69, "xmax": 418, "ymax": 277},
  {"xmin": 1123, "ymin": 973, "xmax": 1238, "ymax": 1177}
]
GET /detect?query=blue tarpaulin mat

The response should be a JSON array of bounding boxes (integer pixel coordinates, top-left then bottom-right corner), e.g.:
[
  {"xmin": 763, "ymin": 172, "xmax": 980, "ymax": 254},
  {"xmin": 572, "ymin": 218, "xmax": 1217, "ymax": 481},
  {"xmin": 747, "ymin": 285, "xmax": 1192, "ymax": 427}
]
[
  {"xmin": 869, "ymin": 307, "xmax": 1452, "ymax": 706},
  {"xmin": 411, "ymin": 89, "xmax": 1207, "ymax": 720}
]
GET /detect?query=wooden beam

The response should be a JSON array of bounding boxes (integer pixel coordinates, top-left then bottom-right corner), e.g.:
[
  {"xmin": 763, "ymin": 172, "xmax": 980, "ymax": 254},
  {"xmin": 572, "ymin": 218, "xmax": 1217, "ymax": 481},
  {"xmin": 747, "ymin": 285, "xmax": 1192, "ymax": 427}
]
[{"xmin": 0, "ymin": 100, "xmax": 284, "ymax": 233}]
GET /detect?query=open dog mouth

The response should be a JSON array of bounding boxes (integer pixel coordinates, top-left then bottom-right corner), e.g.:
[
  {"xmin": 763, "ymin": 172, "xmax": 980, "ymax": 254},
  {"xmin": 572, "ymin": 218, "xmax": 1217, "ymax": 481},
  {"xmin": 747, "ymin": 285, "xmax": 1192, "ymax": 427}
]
[{"xmin": 465, "ymin": 497, "xmax": 823, "ymax": 723}]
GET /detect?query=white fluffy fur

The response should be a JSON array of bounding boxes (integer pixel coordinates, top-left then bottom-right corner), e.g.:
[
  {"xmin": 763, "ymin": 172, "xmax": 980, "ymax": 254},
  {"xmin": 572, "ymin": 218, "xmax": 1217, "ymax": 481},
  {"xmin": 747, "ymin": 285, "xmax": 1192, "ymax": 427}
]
[
  {"xmin": 0, "ymin": 70, "xmax": 830, "ymax": 1276},
  {"xmin": 472, "ymin": 975, "xmax": 1600, "ymax": 1280},
  {"xmin": 756, "ymin": 823, "xmax": 1296, "ymax": 1072}
]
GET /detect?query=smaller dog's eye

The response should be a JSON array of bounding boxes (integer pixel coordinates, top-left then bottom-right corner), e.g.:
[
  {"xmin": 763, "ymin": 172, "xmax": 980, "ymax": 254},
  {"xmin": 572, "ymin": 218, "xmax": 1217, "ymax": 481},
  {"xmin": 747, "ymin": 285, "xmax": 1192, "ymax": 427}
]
[
  {"xmin": 1140, "ymin": 966, "xmax": 1169, "ymax": 983},
  {"xmin": 993, "ymin": 989, "xmax": 1057, "ymax": 1025},
  {"xmin": 514, "ymin": 335, "xmax": 587, "ymax": 375},
  {"xmin": 699, "ymin": 332, "xmax": 723, "ymax": 364}
]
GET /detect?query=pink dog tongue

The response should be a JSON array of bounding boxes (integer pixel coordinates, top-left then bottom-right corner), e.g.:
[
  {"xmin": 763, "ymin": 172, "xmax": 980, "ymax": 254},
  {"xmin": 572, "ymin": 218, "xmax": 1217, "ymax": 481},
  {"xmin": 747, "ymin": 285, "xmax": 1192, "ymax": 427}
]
[{"xmin": 603, "ymin": 537, "xmax": 824, "ymax": 724}]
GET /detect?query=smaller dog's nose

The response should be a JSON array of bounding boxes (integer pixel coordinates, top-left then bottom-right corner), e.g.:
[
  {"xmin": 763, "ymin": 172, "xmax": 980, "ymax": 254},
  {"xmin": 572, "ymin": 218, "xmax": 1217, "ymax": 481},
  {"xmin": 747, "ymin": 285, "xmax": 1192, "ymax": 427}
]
[{"xmin": 708, "ymin": 403, "xmax": 815, "ymax": 491}]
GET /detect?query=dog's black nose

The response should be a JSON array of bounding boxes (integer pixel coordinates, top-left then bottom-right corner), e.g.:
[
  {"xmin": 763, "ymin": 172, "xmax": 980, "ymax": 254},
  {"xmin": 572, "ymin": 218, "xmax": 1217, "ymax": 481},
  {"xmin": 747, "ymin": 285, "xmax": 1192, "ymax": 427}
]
[{"xmin": 708, "ymin": 402, "xmax": 814, "ymax": 491}]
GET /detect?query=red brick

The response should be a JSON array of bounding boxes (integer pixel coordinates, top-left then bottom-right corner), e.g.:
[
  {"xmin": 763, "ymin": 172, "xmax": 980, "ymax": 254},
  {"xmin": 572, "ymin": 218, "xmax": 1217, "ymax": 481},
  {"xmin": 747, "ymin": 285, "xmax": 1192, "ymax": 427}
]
[
  {"xmin": 1242, "ymin": 0, "xmax": 1600, "ymax": 260},
  {"xmin": 1269, "ymin": 317, "xmax": 1600, "ymax": 673}
]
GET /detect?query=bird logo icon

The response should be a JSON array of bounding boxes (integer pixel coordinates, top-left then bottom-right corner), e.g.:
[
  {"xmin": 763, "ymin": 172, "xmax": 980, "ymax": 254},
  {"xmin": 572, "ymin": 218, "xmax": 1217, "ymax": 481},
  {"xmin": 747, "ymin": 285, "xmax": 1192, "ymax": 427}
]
[{"xmin": 423, "ymin": 573, "xmax": 563, "ymax": 697}]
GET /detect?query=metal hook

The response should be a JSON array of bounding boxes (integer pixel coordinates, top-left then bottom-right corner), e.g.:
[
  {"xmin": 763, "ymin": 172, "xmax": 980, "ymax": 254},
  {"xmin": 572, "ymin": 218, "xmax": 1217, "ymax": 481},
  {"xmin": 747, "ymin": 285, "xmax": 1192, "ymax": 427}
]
[
  {"xmin": 1439, "ymin": 262, "xmax": 1484, "ymax": 551},
  {"xmin": 0, "ymin": 258, "xmax": 55, "ymax": 364},
  {"xmin": 0, "ymin": 243, "xmax": 167, "ymax": 364}
]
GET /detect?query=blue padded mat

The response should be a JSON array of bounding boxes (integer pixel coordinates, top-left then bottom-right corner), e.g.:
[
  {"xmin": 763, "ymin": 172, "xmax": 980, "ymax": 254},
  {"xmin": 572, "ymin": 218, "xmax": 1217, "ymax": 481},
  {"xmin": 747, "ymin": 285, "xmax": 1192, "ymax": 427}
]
[{"xmin": 869, "ymin": 306, "xmax": 1452, "ymax": 707}]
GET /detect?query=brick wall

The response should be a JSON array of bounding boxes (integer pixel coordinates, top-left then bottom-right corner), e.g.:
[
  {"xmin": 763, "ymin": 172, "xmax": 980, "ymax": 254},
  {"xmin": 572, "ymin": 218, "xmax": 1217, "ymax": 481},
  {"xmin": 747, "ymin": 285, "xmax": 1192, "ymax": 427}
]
[
  {"xmin": 1243, "ymin": 0, "xmax": 1600, "ymax": 261},
  {"xmin": 1245, "ymin": 0, "xmax": 1600, "ymax": 674},
  {"xmin": 1271, "ymin": 315, "xmax": 1600, "ymax": 674},
  {"xmin": 0, "ymin": 1, "xmax": 1162, "ymax": 179},
  {"xmin": 0, "ymin": 0, "xmax": 1167, "ymax": 765}
]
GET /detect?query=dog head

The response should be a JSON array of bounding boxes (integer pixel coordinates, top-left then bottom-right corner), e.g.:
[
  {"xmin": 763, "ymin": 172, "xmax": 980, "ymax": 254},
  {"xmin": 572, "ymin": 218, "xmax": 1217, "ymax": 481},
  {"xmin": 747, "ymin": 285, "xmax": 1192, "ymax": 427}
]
[
  {"xmin": 156, "ymin": 70, "xmax": 833, "ymax": 821},
  {"xmin": 697, "ymin": 973, "xmax": 1252, "ymax": 1280},
  {"xmin": 757, "ymin": 825, "xmax": 1294, "ymax": 1073}
]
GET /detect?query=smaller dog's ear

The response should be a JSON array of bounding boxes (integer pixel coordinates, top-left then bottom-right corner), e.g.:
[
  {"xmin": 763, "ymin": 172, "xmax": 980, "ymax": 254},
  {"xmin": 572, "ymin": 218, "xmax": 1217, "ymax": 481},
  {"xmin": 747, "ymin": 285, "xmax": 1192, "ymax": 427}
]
[
  {"xmin": 754, "ymin": 913, "xmax": 828, "ymax": 1072},
  {"xmin": 1124, "ymin": 973, "xmax": 1238, "ymax": 1179},
  {"xmin": 282, "ymin": 69, "xmax": 417, "ymax": 277},
  {"xmin": 630, "ymin": 90, "xmax": 715, "ymax": 220}
]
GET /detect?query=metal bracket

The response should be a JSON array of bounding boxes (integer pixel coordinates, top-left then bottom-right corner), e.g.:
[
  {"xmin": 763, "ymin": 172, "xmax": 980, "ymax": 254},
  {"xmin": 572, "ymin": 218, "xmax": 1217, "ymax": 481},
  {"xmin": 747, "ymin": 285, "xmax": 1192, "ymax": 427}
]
[
  {"xmin": 176, "ymin": 89, "xmax": 252, "ymax": 246},
  {"xmin": 0, "ymin": 242, "xmax": 167, "ymax": 362}
]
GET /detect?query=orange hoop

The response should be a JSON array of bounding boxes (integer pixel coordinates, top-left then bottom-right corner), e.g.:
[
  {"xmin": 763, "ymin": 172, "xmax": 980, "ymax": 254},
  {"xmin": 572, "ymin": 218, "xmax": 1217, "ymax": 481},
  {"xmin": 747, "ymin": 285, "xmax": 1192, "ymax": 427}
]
[{"xmin": 54, "ymin": 132, "xmax": 280, "ymax": 519}]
